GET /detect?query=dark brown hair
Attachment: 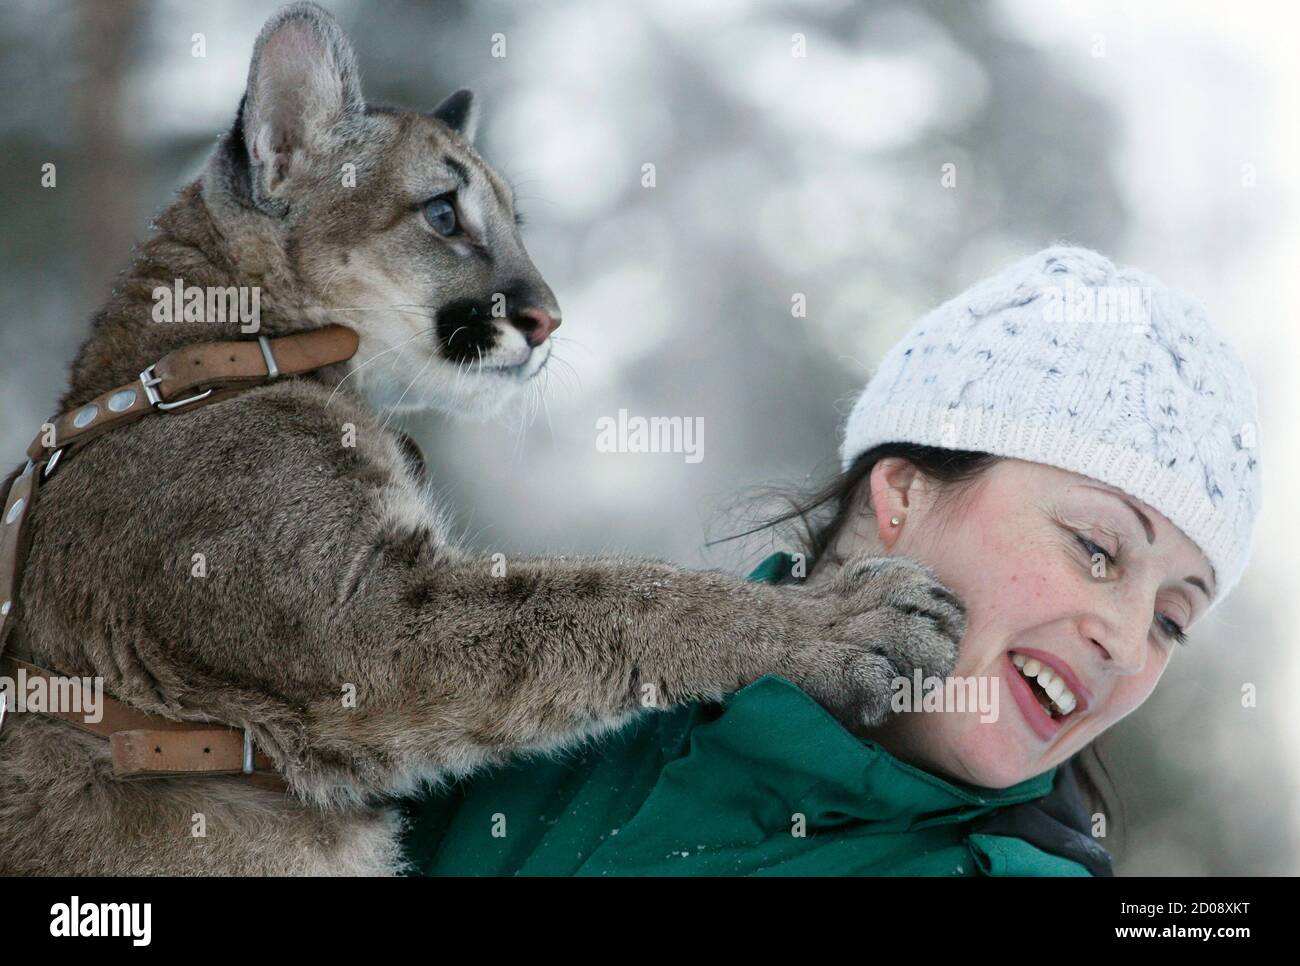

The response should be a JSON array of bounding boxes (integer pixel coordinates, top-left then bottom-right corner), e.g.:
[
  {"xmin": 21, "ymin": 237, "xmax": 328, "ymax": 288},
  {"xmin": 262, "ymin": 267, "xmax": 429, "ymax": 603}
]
[{"xmin": 724, "ymin": 441, "xmax": 1126, "ymax": 856}]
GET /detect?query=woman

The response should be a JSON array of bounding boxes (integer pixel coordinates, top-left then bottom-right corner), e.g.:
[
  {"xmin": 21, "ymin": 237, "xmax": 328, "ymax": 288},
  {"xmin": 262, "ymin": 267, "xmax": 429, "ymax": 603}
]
[{"xmin": 396, "ymin": 246, "xmax": 1262, "ymax": 876}]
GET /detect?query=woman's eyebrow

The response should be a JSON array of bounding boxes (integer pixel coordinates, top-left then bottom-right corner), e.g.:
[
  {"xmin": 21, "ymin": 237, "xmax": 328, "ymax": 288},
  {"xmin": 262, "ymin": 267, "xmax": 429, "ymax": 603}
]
[{"xmin": 1081, "ymin": 485, "xmax": 1216, "ymax": 602}]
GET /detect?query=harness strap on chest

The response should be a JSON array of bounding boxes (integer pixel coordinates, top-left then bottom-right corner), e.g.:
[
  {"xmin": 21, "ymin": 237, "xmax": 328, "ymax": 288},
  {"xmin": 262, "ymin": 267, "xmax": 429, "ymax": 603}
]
[{"xmin": 0, "ymin": 325, "xmax": 359, "ymax": 789}]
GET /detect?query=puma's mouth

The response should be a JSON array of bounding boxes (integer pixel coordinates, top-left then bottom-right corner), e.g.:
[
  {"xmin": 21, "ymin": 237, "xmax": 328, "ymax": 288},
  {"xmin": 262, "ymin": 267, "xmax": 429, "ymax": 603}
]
[
  {"xmin": 434, "ymin": 289, "xmax": 559, "ymax": 375},
  {"xmin": 479, "ymin": 340, "xmax": 549, "ymax": 379},
  {"xmin": 433, "ymin": 305, "xmax": 551, "ymax": 382}
]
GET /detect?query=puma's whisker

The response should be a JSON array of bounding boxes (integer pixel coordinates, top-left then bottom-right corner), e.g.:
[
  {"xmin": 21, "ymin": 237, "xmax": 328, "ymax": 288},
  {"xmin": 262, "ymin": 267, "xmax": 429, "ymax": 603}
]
[{"xmin": 324, "ymin": 324, "xmax": 434, "ymax": 409}]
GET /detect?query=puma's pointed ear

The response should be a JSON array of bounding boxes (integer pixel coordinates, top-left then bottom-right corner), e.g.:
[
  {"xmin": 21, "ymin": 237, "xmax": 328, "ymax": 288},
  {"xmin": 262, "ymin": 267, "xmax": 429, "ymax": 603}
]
[
  {"xmin": 431, "ymin": 89, "xmax": 479, "ymax": 143},
  {"xmin": 242, "ymin": 2, "xmax": 364, "ymax": 210}
]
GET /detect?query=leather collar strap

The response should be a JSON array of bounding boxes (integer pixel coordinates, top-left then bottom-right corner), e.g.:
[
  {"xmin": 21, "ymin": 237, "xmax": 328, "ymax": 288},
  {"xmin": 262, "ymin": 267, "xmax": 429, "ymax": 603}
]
[
  {"xmin": 24, "ymin": 325, "xmax": 359, "ymax": 464},
  {"xmin": 0, "ymin": 325, "xmax": 359, "ymax": 788},
  {"xmin": 0, "ymin": 653, "xmax": 282, "ymax": 789}
]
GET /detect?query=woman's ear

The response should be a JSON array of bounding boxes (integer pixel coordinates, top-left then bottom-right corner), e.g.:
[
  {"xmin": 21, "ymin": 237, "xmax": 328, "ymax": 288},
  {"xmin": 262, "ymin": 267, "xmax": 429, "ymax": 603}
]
[{"xmin": 867, "ymin": 457, "xmax": 923, "ymax": 550}]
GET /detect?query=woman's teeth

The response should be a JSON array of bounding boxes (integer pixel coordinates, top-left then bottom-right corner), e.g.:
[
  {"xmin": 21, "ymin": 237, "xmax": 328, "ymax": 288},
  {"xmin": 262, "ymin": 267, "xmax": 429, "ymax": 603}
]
[{"xmin": 1011, "ymin": 652, "xmax": 1078, "ymax": 718}]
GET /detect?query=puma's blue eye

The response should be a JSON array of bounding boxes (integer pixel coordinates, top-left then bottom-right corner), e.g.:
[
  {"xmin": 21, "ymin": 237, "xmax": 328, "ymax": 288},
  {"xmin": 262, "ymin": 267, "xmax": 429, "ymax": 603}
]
[{"xmin": 423, "ymin": 196, "xmax": 458, "ymax": 236}]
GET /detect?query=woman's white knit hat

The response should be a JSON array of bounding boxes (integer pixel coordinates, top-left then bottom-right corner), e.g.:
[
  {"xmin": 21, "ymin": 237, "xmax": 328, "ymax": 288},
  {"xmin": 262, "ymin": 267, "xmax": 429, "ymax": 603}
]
[{"xmin": 840, "ymin": 246, "xmax": 1262, "ymax": 611}]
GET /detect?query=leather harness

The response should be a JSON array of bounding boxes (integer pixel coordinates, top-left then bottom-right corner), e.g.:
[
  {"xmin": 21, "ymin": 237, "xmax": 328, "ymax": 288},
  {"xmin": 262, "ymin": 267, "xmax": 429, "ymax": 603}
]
[{"xmin": 0, "ymin": 325, "xmax": 360, "ymax": 790}]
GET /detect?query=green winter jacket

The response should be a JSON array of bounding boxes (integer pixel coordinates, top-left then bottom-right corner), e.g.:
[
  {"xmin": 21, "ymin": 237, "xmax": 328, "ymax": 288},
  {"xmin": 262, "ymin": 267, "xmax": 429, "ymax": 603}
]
[{"xmin": 396, "ymin": 553, "xmax": 1112, "ymax": 876}]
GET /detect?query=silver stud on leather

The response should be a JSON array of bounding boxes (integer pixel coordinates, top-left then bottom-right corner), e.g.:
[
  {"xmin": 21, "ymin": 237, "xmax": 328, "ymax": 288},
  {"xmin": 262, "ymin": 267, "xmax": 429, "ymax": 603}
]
[
  {"xmin": 5, "ymin": 498, "xmax": 23, "ymax": 524},
  {"xmin": 107, "ymin": 389, "xmax": 137, "ymax": 413},
  {"xmin": 73, "ymin": 404, "xmax": 99, "ymax": 428}
]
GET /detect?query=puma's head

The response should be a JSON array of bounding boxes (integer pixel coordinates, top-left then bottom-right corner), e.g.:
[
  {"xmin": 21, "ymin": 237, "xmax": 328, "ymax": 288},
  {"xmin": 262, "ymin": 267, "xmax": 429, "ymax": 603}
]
[{"xmin": 206, "ymin": 2, "xmax": 560, "ymax": 419}]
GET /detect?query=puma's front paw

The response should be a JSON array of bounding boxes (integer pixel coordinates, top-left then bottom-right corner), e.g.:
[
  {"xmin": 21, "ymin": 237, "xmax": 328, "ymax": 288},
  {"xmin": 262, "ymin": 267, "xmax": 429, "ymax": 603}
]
[{"xmin": 784, "ymin": 554, "xmax": 967, "ymax": 730}]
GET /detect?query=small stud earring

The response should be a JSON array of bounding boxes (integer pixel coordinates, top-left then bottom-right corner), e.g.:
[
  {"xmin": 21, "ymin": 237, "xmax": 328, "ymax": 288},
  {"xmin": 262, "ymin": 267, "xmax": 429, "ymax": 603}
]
[{"xmin": 890, "ymin": 516, "xmax": 901, "ymax": 527}]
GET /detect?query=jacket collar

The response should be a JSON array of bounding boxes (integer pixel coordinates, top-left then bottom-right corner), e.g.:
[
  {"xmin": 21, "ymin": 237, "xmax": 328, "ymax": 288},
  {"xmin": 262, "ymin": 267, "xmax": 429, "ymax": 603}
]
[{"xmin": 716, "ymin": 674, "xmax": 1056, "ymax": 831}]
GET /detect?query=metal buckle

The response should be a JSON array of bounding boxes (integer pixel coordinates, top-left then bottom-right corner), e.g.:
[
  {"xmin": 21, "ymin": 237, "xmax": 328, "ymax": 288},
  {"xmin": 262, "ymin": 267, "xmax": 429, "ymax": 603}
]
[
  {"xmin": 43, "ymin": 449, "xmax": 63, "ymax": 479},
  {"xmin": 242, "ymin": 729, "xmax": 255, "ymax": 774},
  {"xmin": 139, "ymin": 365, "xmax": 213, "ymax": 411},
  {"xmin": 258, "ymin": 336, "xmax": 279, "ymax": 380}
]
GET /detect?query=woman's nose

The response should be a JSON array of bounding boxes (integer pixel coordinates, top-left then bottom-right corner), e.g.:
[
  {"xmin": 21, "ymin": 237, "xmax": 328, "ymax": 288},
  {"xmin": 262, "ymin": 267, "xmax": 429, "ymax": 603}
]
[{"xmin": 1081, "ymin": 612, "xmax": 1148, "ymax": 675}]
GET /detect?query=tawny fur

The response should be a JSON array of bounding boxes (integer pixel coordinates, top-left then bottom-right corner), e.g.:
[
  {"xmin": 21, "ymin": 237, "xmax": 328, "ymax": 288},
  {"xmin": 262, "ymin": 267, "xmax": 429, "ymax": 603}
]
[{"xmin": 0, "ymin": 4, "xmax": 965, "ymax": 875}]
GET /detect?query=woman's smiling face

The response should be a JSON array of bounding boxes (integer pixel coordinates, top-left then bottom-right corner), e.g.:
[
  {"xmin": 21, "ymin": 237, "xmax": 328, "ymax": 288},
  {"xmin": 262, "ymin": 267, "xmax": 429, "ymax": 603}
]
[{"xmin": 828, "ymin": 456, "xmax": 1216, "ymax": 789}]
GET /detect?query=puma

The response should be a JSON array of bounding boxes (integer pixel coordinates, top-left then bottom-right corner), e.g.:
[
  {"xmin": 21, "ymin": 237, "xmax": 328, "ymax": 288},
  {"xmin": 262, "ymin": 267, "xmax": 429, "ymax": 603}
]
[{"xmin": 0, "ymin": 3, "xmax": 965, "ymax": 875}]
